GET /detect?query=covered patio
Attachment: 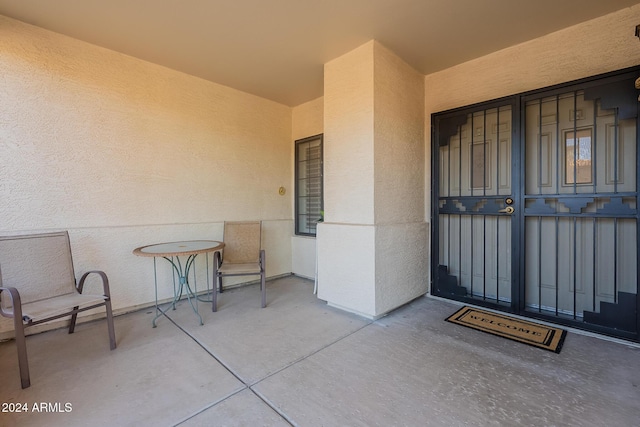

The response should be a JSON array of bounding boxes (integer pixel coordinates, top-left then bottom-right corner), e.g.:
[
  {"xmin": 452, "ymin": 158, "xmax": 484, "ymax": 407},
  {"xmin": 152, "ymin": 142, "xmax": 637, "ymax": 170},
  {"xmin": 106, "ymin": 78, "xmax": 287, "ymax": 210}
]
[
  {"xmin": 2, "ymin": 3, "xmax": 640, "ymax": 425},
  {"xmin": 1, "ymin": 276, "xmax": 638, "ymax": 426}
]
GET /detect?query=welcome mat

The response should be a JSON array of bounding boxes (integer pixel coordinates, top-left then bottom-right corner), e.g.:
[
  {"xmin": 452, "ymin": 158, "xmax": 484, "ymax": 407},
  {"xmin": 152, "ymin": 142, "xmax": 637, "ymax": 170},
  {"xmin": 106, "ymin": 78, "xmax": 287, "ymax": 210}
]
[{"xmin": 446, "ymin": 306, "xmax": 567, "ymax": 353}]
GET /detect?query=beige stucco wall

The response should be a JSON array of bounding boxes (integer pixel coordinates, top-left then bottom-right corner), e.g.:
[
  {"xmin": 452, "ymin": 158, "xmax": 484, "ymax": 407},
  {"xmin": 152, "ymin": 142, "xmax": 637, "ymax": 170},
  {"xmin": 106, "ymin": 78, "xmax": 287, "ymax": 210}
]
[
  {"xmin": 319, "ymin": 42, "xmax": 376, "ymax": 316},
  {"xmin": 374, "ymin": 43, "xmax": 425, "ymax": 225},
  {"xmin": 323, "ymin": 42, "xmax": 375, "ymax": 225},
  {"xmin": 292, "ymin": 97, "xmax": 324, "ymax": 142},
  {"xmin": 319, "ymin": 41, "xmax": 427, "ymax": 318},
  {"xmin": 291, "ymin": 97, "xmax": 324, "ymax": 279},
  {"xmin": 425, "ymin": 5, "xmax": 640, "ymax": 115},
  {"xmin": 373, "ymin": 43, "xmax": 427, "ymax": 314},
  {"xmin": 0, "ymin": 16, "xmax": 293, "ymax": 335}
]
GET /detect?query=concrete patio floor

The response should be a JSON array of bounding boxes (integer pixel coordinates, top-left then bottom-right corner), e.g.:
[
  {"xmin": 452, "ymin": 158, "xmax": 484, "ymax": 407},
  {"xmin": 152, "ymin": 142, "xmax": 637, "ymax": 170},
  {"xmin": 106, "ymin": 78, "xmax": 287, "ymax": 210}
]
[{"xmin": 1, "ymin": 275, "xmax": 639, "ymax": 426}]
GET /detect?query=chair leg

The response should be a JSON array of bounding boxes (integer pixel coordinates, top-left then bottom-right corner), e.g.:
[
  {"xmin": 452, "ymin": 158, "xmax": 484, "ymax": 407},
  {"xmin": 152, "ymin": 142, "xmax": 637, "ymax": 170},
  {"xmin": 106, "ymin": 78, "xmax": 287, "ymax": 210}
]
[
  {"xmin": 69, "ymin": 306, "xmax": 80, "ymax": 334},
  {"xmin": 13, "ymin": 315, "xmax": 30, "ymax": 389},
  {"xmin": 212, "ymin": 259, "xmax": 218, "ymax": 312},
  {"xmin": 260, "ymin": 249, "xmax": 266, "ymax": 308},
  {"xmin": 69, "ymin": 302, "xmax": 116, "ymax": 350},
  {"xmin": 5, "ymin": 288, "xmax": 30, "ymax": 388},
  {"xmin": 105, "ymin": 299, "xmax": 117, "ymax": 350},
  {"xmin": 212, "ymin": 277, "xmax": 218, "ymax": 312}
]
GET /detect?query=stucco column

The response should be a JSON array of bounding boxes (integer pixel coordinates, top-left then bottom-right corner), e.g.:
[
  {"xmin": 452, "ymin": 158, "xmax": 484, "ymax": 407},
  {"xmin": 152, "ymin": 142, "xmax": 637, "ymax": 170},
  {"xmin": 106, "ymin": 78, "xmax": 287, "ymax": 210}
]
[{"xmin": 317, "ymin": 41, "xmax": 428, "ymax": 318}]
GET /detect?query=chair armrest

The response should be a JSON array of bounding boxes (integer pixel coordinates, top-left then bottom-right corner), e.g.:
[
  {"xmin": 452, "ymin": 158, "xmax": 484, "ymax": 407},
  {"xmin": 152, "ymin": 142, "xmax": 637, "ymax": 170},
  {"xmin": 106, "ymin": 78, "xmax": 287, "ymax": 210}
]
[
  {"xmin": 214, "ymin": 250, "xmax": 222, "ymax": 267},
  {"xmin": 76, "ymin": 271, "xmax": 111, "ymax": 299},
  {"xmin": 0, "ymin": 286, "xmax": 25, "ymax": 321},
  {"xmin": 259, "ymin": 249, "xmax": 265, "ymax": 270}
]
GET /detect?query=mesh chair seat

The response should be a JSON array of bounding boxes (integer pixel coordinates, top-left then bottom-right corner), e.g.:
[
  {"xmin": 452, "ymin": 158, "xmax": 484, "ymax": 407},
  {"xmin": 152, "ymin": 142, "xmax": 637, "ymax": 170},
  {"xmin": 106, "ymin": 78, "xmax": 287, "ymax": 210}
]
[
  {"xmin": 218, "ymin": 262, "xmax": 262, "ymax": 275},
  {"xmin": 212, "ymin": 221, "xmax": 266, "ymax": 311},
  {"xmin": 9, "ymin": 293, "xmax": 108, "ymax": 323}
]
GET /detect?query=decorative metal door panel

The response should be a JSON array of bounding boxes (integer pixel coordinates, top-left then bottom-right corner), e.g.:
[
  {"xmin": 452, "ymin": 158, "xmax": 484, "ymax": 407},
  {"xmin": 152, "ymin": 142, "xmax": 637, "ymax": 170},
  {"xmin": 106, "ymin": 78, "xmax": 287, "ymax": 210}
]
[
  {"xmin": 523, "ymin": 84, "xmax": 638, "ymax": 336},
  {"xmin": 432, "ymin": 68, "xmax": 640, "ymax": 341},
  {"xmin": 433, "ymin": 103, "xmax": 515, "ymax": 307}
]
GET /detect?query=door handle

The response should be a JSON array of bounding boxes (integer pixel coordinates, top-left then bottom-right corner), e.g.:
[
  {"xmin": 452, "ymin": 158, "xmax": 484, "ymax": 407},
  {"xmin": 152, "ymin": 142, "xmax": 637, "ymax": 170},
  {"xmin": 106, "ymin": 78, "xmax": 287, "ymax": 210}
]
[{"xmin": 498, "ymin": 206, "xmax": 515, "ymax": 214}]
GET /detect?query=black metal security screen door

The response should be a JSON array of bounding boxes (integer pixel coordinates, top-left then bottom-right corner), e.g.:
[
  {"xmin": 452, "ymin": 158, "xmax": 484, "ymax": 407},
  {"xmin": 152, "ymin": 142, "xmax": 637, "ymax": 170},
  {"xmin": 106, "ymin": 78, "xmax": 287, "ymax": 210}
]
[
  {"xmin": 432, "ymin": 68, "xmax": 640, "ymax": 341},
  {"xmin": 433, "ymin": 101, "xmax": 517, "ymax": 308}
]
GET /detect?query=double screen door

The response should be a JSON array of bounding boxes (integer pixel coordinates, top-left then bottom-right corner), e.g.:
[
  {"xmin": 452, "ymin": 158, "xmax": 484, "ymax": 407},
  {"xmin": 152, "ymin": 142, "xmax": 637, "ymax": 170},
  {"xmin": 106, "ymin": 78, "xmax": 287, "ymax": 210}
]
[{"xmin": 432, "ymin": 68, "xmax": 640, "ymax": 341}]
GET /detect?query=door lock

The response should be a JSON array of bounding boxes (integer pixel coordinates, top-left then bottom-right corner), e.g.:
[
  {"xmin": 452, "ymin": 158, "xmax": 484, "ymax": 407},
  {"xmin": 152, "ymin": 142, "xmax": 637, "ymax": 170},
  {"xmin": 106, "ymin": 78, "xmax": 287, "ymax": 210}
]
[{"xmin": 498, "ymin": 206, "xmax": 515, "ymax": 214}]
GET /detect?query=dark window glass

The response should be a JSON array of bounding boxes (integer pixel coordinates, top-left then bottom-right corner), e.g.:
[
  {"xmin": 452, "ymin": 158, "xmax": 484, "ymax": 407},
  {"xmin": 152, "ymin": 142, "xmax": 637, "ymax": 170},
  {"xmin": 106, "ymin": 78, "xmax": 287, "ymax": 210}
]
[{"xmin": 295, "ymin": 134, "xmax": 323, "ymax": 236}]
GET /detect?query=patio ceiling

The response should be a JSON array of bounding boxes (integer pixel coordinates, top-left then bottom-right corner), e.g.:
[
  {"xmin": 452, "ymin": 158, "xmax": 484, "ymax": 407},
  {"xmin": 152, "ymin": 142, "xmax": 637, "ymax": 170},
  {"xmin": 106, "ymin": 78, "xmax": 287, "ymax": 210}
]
[{"xmin": 0, "ymin": 0, "xmax": 638, "ymax": 106}]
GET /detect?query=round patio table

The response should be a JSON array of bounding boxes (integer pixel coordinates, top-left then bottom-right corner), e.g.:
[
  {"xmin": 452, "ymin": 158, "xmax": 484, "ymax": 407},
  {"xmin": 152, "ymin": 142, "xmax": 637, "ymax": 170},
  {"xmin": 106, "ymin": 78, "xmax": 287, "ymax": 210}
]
[{"xmin": 133, "ymin": 240, "xmax": 224, "ymax": 327}]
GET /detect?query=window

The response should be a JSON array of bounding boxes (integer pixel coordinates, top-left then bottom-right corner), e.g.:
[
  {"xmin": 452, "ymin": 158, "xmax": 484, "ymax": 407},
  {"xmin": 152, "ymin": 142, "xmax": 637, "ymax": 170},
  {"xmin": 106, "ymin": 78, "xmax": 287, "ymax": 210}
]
[
  {"xmin": 564, "ymin": 128, "xmax": 593, "ymax": 185},
  {"xmin": 295, "ymin": 134, "xmax": 323, "ymax": 236}
]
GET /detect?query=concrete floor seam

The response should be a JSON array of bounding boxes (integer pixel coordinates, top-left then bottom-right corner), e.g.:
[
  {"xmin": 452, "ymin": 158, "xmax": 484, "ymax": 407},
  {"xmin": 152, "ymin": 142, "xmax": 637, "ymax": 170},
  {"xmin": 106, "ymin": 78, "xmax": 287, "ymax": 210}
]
[
  {"xmin": 164, "ymin": 311, "xmax": 295, "ymax": 426},
  {"xmin": 165, "ymin": 308, "xmax": 373, "ymax": 426}
]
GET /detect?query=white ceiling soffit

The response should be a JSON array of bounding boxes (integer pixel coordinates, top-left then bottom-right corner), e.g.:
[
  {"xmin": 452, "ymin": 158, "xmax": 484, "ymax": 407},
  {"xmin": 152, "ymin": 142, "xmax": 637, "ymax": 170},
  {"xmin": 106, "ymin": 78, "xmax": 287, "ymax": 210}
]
[{"xmin": 0, "ymin": 0, "xmax": 638, "ymax": 106}]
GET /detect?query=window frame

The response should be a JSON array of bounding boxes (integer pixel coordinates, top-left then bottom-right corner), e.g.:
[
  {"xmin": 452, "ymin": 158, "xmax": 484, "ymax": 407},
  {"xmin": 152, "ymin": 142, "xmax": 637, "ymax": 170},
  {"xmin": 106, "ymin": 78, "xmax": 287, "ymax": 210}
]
[{"xmin": 294, "ymin": 134, "xmax": 324, "ymax": 237}]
